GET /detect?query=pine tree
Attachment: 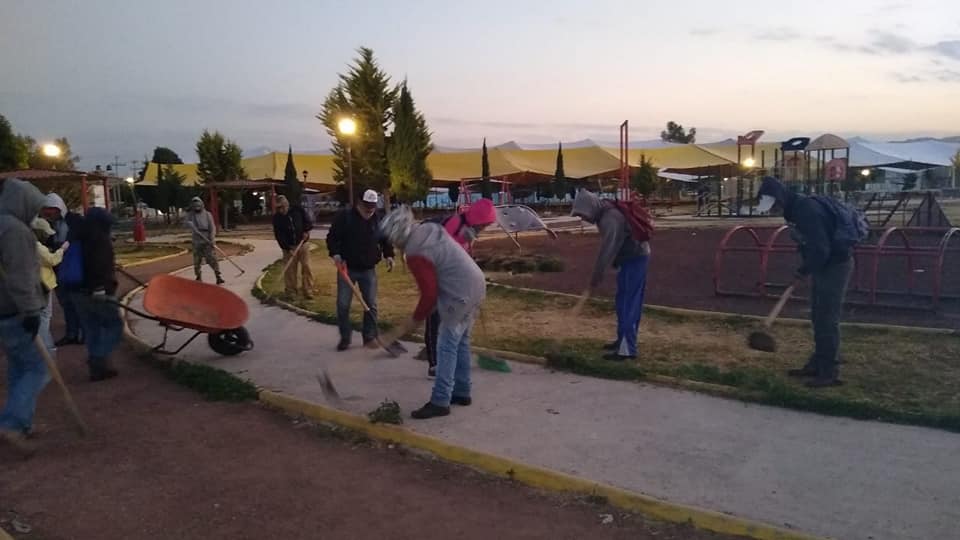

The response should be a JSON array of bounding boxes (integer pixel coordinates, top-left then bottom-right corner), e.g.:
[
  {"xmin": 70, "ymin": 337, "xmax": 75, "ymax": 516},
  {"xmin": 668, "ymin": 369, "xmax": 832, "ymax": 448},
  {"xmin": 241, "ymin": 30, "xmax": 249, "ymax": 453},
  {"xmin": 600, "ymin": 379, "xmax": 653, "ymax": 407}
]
[
  {"xmin": 283, "ymin": 145, "xmax": 302, "ymax": 205},
  {"xmin": 448, "ymin": 183, "xmax": 460, "ymax": 206},
  {"xmin": 0, "ymin": 114, "xmax": 28, "ymax": 171},
  {"xmin": 553, "ymin": 142, "xmax": 566, "ymax": 200},
  {"xmin": 317, "ymin": 47, "xmax": 397, "ymax": 203},
  {"xmin": 387, "ymin": 81, "xmax": 433, "ymax": 204},
  {"xmin": 660, "ymin": 121, "xmax": 696, "ymax": 143},
  {"xmin": 630, "ymin": 155, "xmax": 659, "ymax": 196},
  {"xmin": 480, "ymin": 138, "xmax": 492, "ymax": 199}
]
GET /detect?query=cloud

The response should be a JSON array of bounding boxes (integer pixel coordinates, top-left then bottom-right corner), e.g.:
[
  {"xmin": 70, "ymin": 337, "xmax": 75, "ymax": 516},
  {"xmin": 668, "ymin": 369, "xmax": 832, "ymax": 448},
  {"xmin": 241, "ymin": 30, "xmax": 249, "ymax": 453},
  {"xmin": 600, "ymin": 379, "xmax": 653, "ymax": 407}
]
[
  {"xmin": 933, "ymin": 69, "xmax": 960, "ymax": 82},
  {"xmin": 689, "ymin": 27, "xmax": 720, "ymax": 37},
  {"xmin": 892, "ymin": 72, "xmax": 926, "ymax": 83},
  {"xmin": 868, "ymin": 31, "xmax": 916, "ymax": 54},
  {"xmin": 753, "ymin": 27, "xmax": 804, "ymax": 42},
  {"xmin": 930, "ymin": 40, "xmax": 960, "ymax": 61},
  {"xmin": 891, "ymin": 69, "xmax": 960, "ymax": 84},
  {"xmin": 878, "ymin": 2, "xmax": 908, "ymax": 11}
]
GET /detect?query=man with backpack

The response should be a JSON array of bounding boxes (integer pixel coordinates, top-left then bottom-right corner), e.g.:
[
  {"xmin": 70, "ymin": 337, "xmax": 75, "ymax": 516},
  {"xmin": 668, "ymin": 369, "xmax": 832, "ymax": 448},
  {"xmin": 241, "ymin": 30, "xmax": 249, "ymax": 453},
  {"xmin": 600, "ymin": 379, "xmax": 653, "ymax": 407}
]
[
  {"xmin": 756, "ymin": 176, "xmax": 863, "ymax": 388},
  {"xmin": 571, "ymin": 189, "xmax": 653, "ymax": 361}
]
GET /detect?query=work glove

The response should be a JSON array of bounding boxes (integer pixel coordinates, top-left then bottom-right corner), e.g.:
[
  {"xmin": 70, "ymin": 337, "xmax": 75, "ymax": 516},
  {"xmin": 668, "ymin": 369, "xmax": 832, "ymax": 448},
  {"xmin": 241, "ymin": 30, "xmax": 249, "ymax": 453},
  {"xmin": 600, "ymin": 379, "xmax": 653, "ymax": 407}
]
[
  {"xmin": 21, "ymin": 315, "xmax": 40, "ymax": 338},
  {"xmin": 386, "ymin": 257, "xmax": 395, "ymax": 272},
  {"xmin": 332, "ymin": 254, "xmax": 343, "ymax": 266}
]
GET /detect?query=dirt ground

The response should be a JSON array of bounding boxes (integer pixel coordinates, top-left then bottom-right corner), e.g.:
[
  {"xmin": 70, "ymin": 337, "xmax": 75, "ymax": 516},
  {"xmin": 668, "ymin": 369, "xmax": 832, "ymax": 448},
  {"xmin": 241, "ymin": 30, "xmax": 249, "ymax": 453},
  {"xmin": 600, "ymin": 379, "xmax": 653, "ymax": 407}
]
[
  {"xmin": 0, "ymin": 253, "xmax": 739, "ymax": 540},
  {"xmin": 477, "ymin": 227, "xmax": 960, "ymax": 329}
]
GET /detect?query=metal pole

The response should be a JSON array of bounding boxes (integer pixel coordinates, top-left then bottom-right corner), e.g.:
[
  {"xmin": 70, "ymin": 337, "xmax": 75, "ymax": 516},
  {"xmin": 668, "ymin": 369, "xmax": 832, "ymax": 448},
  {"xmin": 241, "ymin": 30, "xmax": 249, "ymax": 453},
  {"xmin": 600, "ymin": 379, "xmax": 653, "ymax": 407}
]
[{"xmin": 347, "ymin": 144, "xmax": 354, "ymax": 207}]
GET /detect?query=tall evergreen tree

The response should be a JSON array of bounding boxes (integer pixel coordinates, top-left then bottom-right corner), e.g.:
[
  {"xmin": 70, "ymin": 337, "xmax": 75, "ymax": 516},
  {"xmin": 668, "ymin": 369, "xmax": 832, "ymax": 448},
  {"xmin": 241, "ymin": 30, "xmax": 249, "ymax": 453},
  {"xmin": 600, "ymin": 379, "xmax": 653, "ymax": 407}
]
[
  {"xmin": 0, "ymin": 114, "xmax": 28, "ymax": 171},
  {"xmin": 553, "ymin": 142, "xmax": 567, "ymax": 199},
  {"xmin": 448, "ymin": 183, "xmax": 460, "ymax": 206},
  {"xmin": 152, "ymin": 147, "xmax": 183, "ymax": 164},
  {"xmin": 283, "ymin": 145, "xmax": 303, "ymax": 205},
  {"xmin": 480, "ymin": 138, "xmax": 492, "ymax": 199},
  {"xmin": 387, "ymin": 81, "xmax": 433, "ymax": 204},
  {"xmin": 630, "ymin": 155, "xmax": 659, "ymax": 196},
  {"xmin": 317, "ymin": 47, "xmax": 397, "ymax": 203}
]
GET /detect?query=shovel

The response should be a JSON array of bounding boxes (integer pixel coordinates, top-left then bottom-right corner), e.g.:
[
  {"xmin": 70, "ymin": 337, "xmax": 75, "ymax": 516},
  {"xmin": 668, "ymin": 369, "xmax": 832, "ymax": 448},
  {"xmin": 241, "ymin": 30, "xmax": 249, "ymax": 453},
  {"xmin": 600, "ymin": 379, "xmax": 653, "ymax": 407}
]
[
  {"xmin": 747, "ymin": 282, "xmax": 798, "ymax": 353},
  {"xmin": 335, "ymin": 263, "xmax": 407, "ymax": 357}
]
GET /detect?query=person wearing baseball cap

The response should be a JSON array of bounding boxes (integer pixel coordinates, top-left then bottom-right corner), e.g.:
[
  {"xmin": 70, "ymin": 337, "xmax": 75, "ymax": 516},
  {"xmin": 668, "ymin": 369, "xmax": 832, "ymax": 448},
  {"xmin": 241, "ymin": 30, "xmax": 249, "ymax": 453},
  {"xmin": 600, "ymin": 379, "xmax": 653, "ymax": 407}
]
[{"xmin": 326, "ymin": 189, "xmax": 395, "ymax": 351}]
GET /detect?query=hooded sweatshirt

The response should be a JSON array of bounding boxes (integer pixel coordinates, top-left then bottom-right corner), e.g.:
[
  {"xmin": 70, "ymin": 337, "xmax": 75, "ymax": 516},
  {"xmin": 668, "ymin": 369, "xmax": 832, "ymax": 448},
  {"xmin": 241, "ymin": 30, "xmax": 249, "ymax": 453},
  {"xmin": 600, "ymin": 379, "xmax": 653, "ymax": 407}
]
[
  {"xmin": 32, "ymin": 217, "xmax": 65, "ymax": 292},
  {"xmin": 402, "ymin": 222, "xmax": 486, "ymax": 324},
  {"xmin": 0, "ymin": 179, "xmax": 47, "ymax": 318},
  {"xmin": 443, "ymin": 198, "xmax": 498, "ymax": 253},
  {"xmin": 184, "ymin": 197, "xmax": 216, "ymax": 247},
  {"xmin": 757, "ymin": 177, "xmax": 850, "ymax": 275},
  {"xmin": 80, "ymin": 207, "xmax": 118, "ymax": 295},
  {"xmin": 44, "ymin": 192, "xmax": 70, "ymax": 246},
  {"xmin": 571, "ymin": 190, "xmax": 651, "ymax": 288}
]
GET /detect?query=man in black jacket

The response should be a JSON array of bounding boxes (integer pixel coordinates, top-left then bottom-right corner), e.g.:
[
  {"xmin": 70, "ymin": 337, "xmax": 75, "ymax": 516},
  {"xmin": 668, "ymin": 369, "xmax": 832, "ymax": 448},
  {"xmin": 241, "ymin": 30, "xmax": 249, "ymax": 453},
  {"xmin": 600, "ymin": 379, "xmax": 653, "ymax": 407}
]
[
  {"xmin": 757, "ymin": 177, "xmax": 852, "ymax": 388},
  {"xmin": 272, "ymin": 195, "xmax": 314, "ymax": 298},
  {"xmin": 326, "ymin": 189, "xmax": 394, "ymax": 351},
  {"xmin": 71, "ymin": 207, "xmax": 122, "ymax": 382}
]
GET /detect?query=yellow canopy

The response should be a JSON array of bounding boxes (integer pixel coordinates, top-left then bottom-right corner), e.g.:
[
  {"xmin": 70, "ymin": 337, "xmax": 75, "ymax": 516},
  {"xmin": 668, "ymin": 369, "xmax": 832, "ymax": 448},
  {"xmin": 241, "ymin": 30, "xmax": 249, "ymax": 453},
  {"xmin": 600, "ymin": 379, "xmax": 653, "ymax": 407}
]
[{"xmin": 141, "ymin": 139, "xmax": 806, "ymax": 188}]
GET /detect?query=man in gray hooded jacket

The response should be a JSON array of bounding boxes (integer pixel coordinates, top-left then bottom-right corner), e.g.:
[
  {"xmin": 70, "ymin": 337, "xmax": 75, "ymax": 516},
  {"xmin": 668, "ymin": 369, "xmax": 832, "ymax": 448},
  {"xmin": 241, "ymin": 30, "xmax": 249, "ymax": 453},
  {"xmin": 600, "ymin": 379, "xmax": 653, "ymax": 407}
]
[
  {"xmin": 184, "ymin": 196, "xmax": 223, "ymax": 284},
  {"xmin": 0, "ymin": 178, "xmax": 49, "ymax": 455},
  {"xmin": 571, "ymin": 189, "xmax": 652, "ymax": 361}
]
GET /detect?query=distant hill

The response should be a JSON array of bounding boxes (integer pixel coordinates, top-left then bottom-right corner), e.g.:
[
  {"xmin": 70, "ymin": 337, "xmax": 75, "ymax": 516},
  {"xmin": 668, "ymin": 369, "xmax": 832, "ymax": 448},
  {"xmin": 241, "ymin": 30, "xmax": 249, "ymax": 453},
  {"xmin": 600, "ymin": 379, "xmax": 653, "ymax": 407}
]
[{"xmin": 890, "ymin": 136, "xmax": 960, "ymax": 144}]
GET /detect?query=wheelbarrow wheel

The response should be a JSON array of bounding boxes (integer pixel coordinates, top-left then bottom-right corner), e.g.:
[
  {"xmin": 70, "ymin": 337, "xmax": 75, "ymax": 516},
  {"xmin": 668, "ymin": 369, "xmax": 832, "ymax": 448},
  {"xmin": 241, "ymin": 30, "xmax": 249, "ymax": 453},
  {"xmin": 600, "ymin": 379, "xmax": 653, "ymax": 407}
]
[{"xmin": 208, "ymin": 327, "xmax": 253, "ymax": 356}]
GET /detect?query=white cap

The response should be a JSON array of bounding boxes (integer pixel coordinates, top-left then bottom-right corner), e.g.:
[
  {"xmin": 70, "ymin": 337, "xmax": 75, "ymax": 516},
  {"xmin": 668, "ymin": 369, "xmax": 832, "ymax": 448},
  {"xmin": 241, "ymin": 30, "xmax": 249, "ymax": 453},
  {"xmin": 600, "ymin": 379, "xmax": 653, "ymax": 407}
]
[{"xmin": 362, "ymin": 189, "xmax": 379, "ymax": 204}]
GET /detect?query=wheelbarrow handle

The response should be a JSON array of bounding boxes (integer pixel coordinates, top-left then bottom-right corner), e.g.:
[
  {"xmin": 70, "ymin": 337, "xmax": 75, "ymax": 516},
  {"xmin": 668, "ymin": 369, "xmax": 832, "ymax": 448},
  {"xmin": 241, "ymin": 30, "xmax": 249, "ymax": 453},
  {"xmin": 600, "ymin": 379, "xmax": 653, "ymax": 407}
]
[{"xmin": 115, "ymin": 265, "xmax": 149, "ymax": 288}]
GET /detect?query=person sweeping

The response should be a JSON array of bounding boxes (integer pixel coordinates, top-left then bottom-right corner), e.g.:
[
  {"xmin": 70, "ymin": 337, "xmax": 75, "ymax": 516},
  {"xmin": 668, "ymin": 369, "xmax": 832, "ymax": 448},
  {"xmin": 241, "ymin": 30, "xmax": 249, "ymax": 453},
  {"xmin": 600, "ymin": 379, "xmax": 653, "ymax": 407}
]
[
  {"xmin": 754, "ymin": 177, "xmax": 864, "ymax": 388},
  {"xmin": 420, "ymin": 198, "xmax": 497, "ymax": 378},
  {"xmin": 373, "ymin": 206, "xmax": 486, "ymax": 420},
  {"xmin": 184, "ymin": 197, "xmax": 224, "ymax": 285},
  {"xmin": 570, "ymin": 189, "xmax": 652, "ymax": 361}
]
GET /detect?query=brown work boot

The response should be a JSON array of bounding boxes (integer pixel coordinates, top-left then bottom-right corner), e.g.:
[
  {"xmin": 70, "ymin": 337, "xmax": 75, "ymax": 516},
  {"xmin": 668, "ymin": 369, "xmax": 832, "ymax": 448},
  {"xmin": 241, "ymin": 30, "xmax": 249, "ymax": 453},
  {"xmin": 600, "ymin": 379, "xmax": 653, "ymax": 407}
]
[{"xmin": 0, "ymin": 428, "xmax": 37, "ymax": 457}]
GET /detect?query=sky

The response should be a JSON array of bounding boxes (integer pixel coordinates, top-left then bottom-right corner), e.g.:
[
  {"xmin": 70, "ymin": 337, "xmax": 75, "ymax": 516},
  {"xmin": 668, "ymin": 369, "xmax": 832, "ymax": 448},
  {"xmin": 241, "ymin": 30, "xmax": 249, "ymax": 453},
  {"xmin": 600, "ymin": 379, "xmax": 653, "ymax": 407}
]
[{"xmin": 1, "ymin": 0, "xmax": 959, "ymax": 173}]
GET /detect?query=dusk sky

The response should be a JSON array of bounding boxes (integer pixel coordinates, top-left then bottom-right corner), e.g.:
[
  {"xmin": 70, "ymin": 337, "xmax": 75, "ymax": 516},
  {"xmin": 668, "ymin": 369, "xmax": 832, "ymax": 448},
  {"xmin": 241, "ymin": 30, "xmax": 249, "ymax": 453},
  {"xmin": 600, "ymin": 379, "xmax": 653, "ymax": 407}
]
[{"xmin": 1, "ymin": 0, "xmax": 958, "ymax": 173}]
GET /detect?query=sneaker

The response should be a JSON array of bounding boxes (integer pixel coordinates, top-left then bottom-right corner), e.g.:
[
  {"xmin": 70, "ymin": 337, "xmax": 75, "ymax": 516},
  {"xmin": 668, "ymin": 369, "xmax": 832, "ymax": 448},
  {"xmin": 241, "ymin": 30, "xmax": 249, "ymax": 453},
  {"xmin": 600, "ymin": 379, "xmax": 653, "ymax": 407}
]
[
  {"xmin": 427, "ymin": 365, "xmax": 436, "ymax": 379},
  {"xmin": 787, "ymin": 367, "xmax": 817, "ymax": 378},
  {"xmin": 602, "ymin": 352, "xmax": 634, "ymax": 362},
  {"xmin": 602, "ymin": 341, "xmax": 619, "ymax": 351},
  {"xmin": 336, "ymin": 339, "xmax": 350, "ymax": 352},
  {"xmin": 450, "ymin": 395, "xmax": 472, "ymax": 406},
  {"xmin": 411, "ymin": 402, "xmax": 450, "ymax": 420},
  {"xmin": 805, "ymin": 377, "xmax": 843, "ymax": 388},
  {"xmin": 0, "ymin": 428, "xmax": 36, "ymax": 457}
]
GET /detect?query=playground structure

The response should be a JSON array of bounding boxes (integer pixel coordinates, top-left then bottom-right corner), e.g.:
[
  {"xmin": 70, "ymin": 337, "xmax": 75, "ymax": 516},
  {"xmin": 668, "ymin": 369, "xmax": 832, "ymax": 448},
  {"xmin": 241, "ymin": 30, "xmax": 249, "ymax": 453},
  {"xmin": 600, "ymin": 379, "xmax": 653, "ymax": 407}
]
[{"xmin": 714, "ymin": 224, "xmax": 960, "ymax": 311}]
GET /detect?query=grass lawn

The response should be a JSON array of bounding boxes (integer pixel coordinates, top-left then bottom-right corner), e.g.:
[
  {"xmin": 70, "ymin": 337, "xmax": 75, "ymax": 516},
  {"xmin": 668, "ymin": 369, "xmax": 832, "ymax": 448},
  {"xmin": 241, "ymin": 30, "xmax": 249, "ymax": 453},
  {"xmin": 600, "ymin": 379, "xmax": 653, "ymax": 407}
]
[
  {"xmin": 260, "ymin": 242, "xmax": 960, "ymax": 431},
  {"xmin": 114, "ymin": 243, "xmax": 183, "ymax": 265}
]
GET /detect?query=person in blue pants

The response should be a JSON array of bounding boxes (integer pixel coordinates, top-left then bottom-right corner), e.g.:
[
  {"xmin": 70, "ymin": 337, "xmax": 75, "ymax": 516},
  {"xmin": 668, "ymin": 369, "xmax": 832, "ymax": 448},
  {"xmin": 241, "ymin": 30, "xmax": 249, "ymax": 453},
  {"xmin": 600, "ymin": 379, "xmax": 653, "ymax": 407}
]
[{"xmin": 571, "ymin": 189, "xmax": 652, "ymax": 361}]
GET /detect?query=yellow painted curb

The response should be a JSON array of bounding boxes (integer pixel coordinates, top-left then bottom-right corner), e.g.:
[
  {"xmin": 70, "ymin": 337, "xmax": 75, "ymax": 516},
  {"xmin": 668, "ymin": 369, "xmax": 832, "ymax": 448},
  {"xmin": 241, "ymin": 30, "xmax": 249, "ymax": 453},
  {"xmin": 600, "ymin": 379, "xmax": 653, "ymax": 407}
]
[{"xmin": 260, "ymin": 390, "xmax": 824, "ymax": 540}]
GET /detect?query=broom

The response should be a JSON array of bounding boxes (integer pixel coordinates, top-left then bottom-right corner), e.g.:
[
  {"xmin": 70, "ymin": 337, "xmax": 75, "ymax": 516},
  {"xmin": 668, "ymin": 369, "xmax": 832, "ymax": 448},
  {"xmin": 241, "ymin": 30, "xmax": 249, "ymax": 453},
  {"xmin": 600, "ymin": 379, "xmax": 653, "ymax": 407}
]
[
  {"xmin": 747, "ymin": 282, "xmax": 798, "ymax": 353},
  {"xmin": 475, "ymin": 308, "xmax": 511, "ymax": 372}
]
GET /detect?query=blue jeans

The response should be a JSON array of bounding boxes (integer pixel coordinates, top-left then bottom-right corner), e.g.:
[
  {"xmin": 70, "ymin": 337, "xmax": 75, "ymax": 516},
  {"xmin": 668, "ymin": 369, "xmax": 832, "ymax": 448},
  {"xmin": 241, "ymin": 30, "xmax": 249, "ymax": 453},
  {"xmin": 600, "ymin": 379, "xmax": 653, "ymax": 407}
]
[
  {"xmin": 430, "ymin": 310, "xmax": 477, "ymax": 407},
  {"xmin": 0, "ymin": 316, "xmax": 49, "ymax": 433},
  {"xmin": 39, "ymin": 293, "xmax": 56, "ymax": 354},
  {"xmin": 56, "ymin": 285, "xmax": 82, "ymax": 340},
  {"xmin": 72, "ymin": 293, "xmax": 123, "ymax": 372},
  {"xmin": 613, "ymin": 255, "xmax": 650, "ymax": 357},
  {"xmin": 336, "ymin": 268, "xmax": 378, "ymax": 343}
]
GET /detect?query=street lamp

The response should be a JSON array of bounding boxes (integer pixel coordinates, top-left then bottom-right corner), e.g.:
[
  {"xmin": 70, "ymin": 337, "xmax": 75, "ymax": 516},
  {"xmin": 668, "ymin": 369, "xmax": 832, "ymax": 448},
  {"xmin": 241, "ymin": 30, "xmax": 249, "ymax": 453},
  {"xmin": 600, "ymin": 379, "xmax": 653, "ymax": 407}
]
[
  {"xmin": 860, "ymin": 168, "xmax": 871, "ymax": 177},
  {"xmin": 338, "ymin": 117, "xmax": 358, "ymax": 206},
  {"xmin": 42, "ymin": 143, "xmax": 62, "ymax": 158},
  {"xmin": 743, "ymin": 157, "xmax": 756, "ymax": 168}
]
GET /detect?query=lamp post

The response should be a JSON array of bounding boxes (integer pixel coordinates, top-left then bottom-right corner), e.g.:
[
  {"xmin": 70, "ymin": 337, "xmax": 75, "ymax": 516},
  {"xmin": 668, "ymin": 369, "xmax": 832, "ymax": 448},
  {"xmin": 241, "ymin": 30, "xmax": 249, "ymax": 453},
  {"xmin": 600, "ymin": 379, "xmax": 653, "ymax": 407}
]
[
  {"xmin": 126, "ymin": 176, "xmax": 146, "ymax": 245},
  {"xmin": 338, "ymin": 117, "xmax": 357, "ymax": 206},
  {"xmin": 41, "ymin": 143, "xmax": 62, "ymax": 159}
]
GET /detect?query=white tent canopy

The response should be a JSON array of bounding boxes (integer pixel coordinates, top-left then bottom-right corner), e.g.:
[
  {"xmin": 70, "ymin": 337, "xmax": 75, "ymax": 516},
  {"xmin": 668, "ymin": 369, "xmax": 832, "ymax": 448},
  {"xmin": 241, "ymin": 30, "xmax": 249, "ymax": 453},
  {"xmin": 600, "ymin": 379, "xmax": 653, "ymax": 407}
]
[{"xmin": 850, "ymin": 140, "xmax": 960, "ymax": 168}]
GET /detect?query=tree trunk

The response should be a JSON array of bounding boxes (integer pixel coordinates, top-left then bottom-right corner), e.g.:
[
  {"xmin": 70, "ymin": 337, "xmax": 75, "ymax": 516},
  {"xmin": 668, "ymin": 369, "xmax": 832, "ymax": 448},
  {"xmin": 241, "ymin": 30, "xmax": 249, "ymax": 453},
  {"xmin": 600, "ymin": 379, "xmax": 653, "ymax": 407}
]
[{"xmin": 383, "ymin": 190, "xmax": 392, "ymax": 213}]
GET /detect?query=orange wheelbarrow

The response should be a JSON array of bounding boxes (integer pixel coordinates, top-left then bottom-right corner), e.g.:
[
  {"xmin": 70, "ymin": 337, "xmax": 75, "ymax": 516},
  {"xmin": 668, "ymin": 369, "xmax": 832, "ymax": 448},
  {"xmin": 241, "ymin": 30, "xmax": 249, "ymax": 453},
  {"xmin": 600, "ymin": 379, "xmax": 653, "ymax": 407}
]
[{"xmin": 118, "ymin": 272, "xmax": 254, "ymax": 356}]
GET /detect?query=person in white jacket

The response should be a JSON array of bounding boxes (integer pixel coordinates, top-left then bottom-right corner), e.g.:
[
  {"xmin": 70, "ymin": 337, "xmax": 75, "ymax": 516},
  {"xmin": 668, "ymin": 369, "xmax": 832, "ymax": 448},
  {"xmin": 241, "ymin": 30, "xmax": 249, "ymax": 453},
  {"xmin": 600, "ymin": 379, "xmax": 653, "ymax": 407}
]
[{"xmin": 31, "ymin": 216, "xmax": 67, "ymax": 355}]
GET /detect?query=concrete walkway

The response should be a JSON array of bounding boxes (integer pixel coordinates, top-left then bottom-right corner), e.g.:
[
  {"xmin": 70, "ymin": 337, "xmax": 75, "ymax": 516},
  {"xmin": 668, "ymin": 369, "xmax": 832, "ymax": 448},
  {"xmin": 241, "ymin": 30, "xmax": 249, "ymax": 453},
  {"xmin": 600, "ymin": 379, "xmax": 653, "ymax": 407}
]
[{"xmin": 126, "ymin": 237, "xmax": 960, "ymax": 540}]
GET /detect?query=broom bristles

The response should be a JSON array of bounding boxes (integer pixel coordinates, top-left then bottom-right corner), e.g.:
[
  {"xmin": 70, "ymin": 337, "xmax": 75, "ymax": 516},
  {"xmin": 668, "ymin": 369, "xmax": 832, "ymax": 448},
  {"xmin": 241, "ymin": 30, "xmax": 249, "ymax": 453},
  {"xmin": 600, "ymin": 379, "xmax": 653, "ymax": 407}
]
[{"xmin": 747, "ymin": 330, "xmax": 777, "ymax": 353}]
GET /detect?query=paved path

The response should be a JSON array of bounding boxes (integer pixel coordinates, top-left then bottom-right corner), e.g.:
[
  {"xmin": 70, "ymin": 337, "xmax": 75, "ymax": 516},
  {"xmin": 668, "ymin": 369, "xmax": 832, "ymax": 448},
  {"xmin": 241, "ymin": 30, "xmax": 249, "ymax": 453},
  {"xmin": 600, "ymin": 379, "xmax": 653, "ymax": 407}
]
[{"xmin": 126, "ymin": 237, "xmax": 960, "ymax": 540}]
